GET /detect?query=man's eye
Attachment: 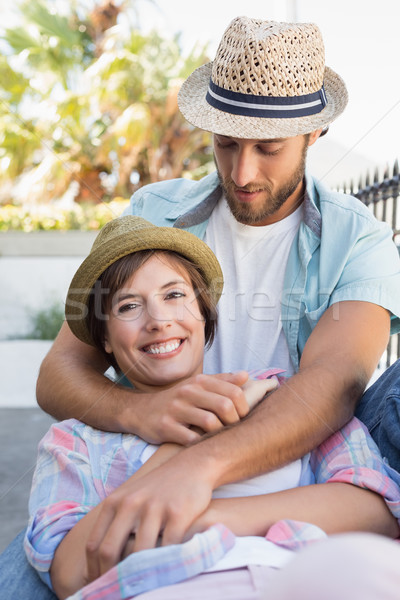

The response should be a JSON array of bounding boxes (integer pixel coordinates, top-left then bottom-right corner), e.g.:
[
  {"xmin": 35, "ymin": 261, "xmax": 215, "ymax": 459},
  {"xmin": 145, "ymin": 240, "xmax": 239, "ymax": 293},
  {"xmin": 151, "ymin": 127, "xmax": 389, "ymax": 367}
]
[
  {"xmin": 216, "ymin": 139, "xmax": 235, "ymax": 149},
  {"xmin": 258, "ymin": 145, "xmax": 280, "ymax": 156}
]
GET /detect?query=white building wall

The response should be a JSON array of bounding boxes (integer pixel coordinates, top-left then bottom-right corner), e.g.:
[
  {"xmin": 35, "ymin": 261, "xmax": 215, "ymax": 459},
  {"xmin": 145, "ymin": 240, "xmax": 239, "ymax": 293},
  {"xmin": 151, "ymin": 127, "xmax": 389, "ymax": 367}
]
[{"xmin": 0, "ymin": 232, "xmax": 97, "ymax": 340}]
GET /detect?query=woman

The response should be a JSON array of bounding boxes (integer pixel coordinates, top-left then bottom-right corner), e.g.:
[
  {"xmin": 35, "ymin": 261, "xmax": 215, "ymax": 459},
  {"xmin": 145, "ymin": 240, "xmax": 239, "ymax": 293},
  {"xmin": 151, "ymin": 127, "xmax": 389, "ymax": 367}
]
[{"xmin": 24, "ymin": 216, "xmax": 400, "ymax": 600}]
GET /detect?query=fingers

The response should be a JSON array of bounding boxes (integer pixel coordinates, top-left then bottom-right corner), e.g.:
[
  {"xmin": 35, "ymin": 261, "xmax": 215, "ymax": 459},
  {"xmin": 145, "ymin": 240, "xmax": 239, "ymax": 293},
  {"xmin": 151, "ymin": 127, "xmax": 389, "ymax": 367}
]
[
  {"xmin": 161, "ymin": 513, "xmax": 188, "ymax": 548},
  {"xmin": 209, "ymin": 371, "xmax": 250, "ymax": 418},
  {"xmin": 86, "ymin": 503, "xmax": 116, "ymax": 581},
  {"xmin": 130, "ymin": 372, "xmax": 251, "ymax": 445},
  {"xmin": 242, "ymin": 378, "xmax": 278, "ymax": 410},
  {"xmin": 133, "ymin": 507, "xmax": 164, "ymax": 552},
  {"xmin": 155, "ymin": 416, "xmax": 202, "ymax": 445},
  {"xmin": 84, "ymin": 453, "xmax": 214, "ymax": 577},
  {"xmin": 86, "ymin": 497, "xmax": 138, "ymax": 579},
  {"xmin": 178, "ymin": 373, "xmax": 250, "ymax": 422}
]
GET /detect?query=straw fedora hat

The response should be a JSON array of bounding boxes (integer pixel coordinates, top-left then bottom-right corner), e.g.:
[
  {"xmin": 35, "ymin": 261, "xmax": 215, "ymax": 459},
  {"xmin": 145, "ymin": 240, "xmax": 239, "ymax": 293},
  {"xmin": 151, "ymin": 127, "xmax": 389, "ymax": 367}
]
[
  {"xmin": 65, "ymin": 215, "xmax": 223, "ymax": 345},
  {"xmin": 178, "ymin": 16, "xmax": 348, "ymax": 138}
]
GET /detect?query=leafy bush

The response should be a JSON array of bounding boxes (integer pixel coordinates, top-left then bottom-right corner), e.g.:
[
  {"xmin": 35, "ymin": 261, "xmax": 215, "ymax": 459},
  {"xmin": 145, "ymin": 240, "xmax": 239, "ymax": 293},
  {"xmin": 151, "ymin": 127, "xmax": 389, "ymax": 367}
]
[
  {"xmin": 25, "ymin": 302, "xmax": 65, "ymax": 340},
  {"xmin": 0, "ymin": 198, "xmax": 129, "ymax": 231}
]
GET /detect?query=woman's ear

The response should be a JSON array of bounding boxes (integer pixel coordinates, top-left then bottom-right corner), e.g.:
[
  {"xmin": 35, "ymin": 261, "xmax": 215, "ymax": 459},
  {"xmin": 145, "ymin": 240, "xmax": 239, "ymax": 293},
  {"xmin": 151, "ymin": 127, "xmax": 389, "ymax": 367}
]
[{"xmin": 103, "ymin": 337, "xmax": 113, "ymax": 354}]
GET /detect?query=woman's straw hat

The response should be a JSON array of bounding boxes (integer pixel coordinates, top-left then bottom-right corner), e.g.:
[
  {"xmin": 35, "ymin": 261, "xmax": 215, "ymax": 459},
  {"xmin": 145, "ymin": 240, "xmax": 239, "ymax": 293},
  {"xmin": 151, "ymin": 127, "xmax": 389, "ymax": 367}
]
[
  {"xmin": 65, "ymin": 216, "xmax": 223, "ymax": 345},
  {"xmin": 178, "ymin": 16, "xmax": 348, "ymax": 138}
]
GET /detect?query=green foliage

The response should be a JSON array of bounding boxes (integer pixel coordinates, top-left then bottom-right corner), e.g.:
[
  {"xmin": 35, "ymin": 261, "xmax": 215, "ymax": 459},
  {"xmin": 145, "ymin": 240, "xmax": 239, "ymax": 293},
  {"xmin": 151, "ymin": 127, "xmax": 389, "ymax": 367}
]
[
  {"xmin": 25, "ymin": 301, "xmax": 65, "ymax": 340},
  {"xmin": 0, "ymin": 56, "xmax": 30, "ymax": 104},
  {"xmin": 0, "ymin": 198, "xmax": 129, "ymax": 231},
  {"xmin": 0, "ymin": 0, "xmax": 213, "ymax": 206}
]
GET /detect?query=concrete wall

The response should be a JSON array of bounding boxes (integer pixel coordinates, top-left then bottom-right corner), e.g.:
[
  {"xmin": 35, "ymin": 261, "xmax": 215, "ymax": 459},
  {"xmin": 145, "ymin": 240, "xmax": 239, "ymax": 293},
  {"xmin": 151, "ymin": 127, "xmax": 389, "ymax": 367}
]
[{"xmin": 0, "ymin": 231, "xmax": 97, "ymax": 339}]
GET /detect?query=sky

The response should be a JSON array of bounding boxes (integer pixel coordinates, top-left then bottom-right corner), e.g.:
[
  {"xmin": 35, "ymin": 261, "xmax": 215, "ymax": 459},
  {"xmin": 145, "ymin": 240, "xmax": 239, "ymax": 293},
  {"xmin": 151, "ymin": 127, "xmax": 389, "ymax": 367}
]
[{"xmin": 136, "ymin": 0, "xmax": 400, "ymax": 178}]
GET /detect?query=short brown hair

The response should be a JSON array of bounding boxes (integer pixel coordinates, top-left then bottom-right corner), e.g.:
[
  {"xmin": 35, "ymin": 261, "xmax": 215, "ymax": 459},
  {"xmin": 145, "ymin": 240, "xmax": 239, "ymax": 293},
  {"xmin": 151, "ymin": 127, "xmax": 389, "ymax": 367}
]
[{"xmin": 87, "ymin": 250, "xmax": 218, "ymax": 373}]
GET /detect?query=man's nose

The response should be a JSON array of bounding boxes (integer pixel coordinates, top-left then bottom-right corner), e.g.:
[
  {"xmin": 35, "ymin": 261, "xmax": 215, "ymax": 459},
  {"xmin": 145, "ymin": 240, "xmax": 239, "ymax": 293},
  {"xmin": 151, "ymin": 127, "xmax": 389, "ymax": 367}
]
[{"xmin": 231, "ymin": 147, "xmax": 258, "ymax": 187}]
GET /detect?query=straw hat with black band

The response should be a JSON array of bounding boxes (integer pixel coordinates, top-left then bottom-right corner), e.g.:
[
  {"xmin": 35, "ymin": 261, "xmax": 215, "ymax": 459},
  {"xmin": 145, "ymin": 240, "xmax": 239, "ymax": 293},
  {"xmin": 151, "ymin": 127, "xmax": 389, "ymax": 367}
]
[
  {"xmin": 65, "ymin": 215, "xmax": 224, "ymax": 346},
  {"xmin": 178, "ymin": 16, "xmax": 348, "ymax": 139}
]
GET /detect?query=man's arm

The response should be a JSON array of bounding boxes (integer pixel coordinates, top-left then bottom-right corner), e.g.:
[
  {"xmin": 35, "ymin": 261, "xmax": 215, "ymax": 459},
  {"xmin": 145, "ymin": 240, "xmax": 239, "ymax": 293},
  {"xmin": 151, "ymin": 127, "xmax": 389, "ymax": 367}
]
[
  {"xmin": 51, "ymin": 413, "xmax": 400, "ymax": 597},
  {"xmin": 52, "ymin": 483, "xmax": 398, "ymax": 599},
  {"xmin": 82, "ymin": 301, "xmax": 390, "ymax": 565},
  {"xmin": 36, "ymin": 322, "xmax": 250, "ymax": 444}
]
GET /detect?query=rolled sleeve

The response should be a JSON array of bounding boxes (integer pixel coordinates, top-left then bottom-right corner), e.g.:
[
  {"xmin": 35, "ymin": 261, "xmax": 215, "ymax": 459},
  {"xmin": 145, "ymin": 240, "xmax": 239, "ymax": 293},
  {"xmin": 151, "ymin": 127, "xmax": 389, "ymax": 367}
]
[
  {"xmin": 310, "ymin": 417, "xmax": 400, "ymax": 525},
  {"xmin": 24, "ymin": 420, "xmax": 101, "ymax": 587}
]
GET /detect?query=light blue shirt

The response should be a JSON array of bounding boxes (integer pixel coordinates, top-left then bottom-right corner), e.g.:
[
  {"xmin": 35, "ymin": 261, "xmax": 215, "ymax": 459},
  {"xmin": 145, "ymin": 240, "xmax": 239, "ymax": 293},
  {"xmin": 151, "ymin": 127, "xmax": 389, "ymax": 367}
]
[{"xmin": 124, "ymin": 171, "xmax": 400, "ymax": 369}]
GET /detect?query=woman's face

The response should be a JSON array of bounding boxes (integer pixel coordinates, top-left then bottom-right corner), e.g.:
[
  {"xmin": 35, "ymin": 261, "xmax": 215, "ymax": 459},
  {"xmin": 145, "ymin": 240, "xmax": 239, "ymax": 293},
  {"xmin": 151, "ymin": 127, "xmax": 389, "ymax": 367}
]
[{"xmin": 104, "ymin": 253, "xmax": 206, "ymax": 391}]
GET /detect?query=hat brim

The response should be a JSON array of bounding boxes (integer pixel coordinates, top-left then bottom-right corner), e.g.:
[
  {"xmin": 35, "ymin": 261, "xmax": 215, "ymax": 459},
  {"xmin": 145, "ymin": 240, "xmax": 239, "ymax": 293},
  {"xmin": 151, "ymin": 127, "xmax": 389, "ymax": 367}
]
[
  {"xmin": 66, "ymin": 222, "xmax": 223, "ymax": 346},
  {"xmin": 178, "ymin": 63, "xmax": 348, "ymax": 138}
]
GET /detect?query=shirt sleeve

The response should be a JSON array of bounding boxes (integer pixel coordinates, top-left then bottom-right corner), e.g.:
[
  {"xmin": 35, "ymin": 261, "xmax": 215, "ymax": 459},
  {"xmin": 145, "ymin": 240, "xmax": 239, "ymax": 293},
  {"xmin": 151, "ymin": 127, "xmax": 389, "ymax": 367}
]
[
  {"xmin": 309, "ymin": 416, "xmax": 400, "ymax": 523},
  {"xmin": 265, "ymin": 417, "xmax": 400, "ymax": 551},
  {"xmin": 23, "ymin": 420, "xmax": 102, "ymax": 589},
  {"xmin": 64, "ymin": 524, "xmax": 235, "ymax": 600},
  {"xmin": 326, "ymin": 207, "xmax": 400, "ymax": 334}
]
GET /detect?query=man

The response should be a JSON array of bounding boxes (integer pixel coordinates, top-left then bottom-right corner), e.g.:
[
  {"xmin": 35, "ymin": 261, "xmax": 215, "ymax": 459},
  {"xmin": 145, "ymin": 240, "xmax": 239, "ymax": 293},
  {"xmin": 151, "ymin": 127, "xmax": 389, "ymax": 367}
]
[{"xmin": 1, "ymin": 16, "xmax": 400, "ymax": 599}]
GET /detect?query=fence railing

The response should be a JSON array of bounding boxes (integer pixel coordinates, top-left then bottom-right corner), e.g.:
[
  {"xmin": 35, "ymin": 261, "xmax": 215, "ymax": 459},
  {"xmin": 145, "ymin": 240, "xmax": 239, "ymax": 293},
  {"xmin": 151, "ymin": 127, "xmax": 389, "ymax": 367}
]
[{"xmin": 339, "ymin": 159, "xmax": 400, "ymax": 369}]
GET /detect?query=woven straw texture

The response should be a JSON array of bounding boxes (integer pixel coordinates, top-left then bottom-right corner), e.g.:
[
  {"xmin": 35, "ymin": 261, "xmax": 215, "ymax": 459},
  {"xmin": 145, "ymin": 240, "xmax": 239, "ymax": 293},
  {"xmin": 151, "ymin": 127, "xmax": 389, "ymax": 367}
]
[
  {"xmin": 178, "ymin": 16, "xmax": 348, "ymax": 138},
  {"xmin": 65, "ymin": 216, "xmax": 223, "ymax": 345}
]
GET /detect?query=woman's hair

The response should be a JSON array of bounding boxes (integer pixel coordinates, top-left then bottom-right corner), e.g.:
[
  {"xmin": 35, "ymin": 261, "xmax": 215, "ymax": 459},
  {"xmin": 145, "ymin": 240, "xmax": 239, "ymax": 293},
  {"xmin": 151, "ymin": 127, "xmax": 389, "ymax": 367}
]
[{"xmin": 87, "ymin": 250, "xmax": 218, "ymax": 373}]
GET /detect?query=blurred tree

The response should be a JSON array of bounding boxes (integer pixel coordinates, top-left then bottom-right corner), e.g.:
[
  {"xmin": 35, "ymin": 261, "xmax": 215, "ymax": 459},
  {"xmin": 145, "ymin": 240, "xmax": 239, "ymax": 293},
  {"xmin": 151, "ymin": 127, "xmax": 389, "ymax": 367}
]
[{"xmin": 0, "ymin": 0, "xmax": 212, "ymax": 205}]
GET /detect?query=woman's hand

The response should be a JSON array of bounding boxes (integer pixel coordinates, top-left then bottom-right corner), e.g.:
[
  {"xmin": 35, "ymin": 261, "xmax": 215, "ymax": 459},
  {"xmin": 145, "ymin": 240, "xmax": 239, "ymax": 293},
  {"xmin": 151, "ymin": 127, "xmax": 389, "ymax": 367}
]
[{"xmin": 242, "ymin": 377, "xmax": 278, "ymax": 410}]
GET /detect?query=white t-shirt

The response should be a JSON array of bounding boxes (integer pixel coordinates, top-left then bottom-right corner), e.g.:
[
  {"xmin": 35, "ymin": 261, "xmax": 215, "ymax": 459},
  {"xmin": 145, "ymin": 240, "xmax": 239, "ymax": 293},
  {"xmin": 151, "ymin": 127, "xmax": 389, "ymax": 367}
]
[
  {"xmin": 204, "ymin": 196, "xmax": 303, "ymax": 377},
  {"xmin": 141, "ymin": 444, "xmax": 314, "ymax": 571}
]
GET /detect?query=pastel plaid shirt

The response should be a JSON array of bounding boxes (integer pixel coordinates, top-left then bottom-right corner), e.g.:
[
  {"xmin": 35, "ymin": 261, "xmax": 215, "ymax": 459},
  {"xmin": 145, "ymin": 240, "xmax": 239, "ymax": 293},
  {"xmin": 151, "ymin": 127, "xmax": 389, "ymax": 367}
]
[{"xmin": 24, "ymin": 412, "xmax": 400, "ymax": 600}]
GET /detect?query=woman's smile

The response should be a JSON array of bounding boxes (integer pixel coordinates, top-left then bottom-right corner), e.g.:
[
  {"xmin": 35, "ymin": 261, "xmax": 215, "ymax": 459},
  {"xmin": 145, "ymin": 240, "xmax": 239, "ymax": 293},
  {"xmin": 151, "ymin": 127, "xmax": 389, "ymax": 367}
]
[{"xmin": 104, "ymin": 254, "xmax": 205, "ymax": 391}]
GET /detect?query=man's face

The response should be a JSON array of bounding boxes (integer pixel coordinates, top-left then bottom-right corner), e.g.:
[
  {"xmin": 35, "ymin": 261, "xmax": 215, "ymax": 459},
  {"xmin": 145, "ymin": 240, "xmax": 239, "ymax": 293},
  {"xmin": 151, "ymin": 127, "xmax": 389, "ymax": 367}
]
[{"xmin": 213, "ymin": 133, "xmax": 313, "ymax": 226}]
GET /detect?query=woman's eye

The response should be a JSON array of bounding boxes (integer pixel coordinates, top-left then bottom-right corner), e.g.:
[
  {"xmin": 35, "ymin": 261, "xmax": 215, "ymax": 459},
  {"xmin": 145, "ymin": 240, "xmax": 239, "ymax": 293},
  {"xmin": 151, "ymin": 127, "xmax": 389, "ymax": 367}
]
[
  {"xmin": 118, "ymin": 302, "xmax": 139, "ymax": 314},
  {"xmin": 166, "ymin": 290, "xmax": 185, "ymax": 300}
]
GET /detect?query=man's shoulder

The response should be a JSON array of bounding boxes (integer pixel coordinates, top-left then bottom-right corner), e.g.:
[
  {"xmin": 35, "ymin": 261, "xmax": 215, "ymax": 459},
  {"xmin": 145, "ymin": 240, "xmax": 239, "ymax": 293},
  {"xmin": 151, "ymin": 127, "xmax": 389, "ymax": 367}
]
[
  {"xmin": 309, "ymin": 174, "xmax": 386, "ymax": 228},
  {"xmin": 311, "ymin": 175, "xmax": 369, "ymax": 213}
]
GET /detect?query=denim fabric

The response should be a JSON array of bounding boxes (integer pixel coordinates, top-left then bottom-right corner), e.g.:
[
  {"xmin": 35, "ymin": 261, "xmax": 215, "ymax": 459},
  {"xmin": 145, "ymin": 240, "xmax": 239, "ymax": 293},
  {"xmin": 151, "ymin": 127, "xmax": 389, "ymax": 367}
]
[
  {"xmin": 356, "ymin": 360, "xmax": 400, "ymax": 473},
  {"xmin": 0, "ymin": 530, "xmax": 56, "ymax": 599}
]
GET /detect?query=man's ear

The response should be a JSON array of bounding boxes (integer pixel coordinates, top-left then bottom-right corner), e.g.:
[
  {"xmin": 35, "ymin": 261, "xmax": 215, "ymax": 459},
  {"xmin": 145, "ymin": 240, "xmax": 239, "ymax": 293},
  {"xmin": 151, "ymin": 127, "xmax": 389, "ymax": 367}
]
[{"xmin": 308, "ymin": 128, "xmax": 324, "ymax": 147}]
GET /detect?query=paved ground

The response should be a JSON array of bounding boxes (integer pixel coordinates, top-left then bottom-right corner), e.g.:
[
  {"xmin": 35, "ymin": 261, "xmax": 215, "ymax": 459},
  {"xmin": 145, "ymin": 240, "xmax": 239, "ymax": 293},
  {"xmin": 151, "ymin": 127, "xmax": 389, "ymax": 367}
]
[
  {"xmin": 0, "ymin": 407, "xmax": 54, "ymax": 553},
  {"xmin": 0, "ymin": 340, "xmax": 54, "ymax": 553}
]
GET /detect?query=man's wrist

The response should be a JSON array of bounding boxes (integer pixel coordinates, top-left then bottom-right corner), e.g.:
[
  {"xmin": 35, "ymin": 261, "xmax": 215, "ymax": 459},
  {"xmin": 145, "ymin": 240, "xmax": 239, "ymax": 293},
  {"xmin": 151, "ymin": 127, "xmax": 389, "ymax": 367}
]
[
  {"xmin": 181, "ymin": 438, "xmax": 229, "ymax": 489},
  {"xmin": 102, "ymin": 386, "xmax": 143, "ymax": 435}
]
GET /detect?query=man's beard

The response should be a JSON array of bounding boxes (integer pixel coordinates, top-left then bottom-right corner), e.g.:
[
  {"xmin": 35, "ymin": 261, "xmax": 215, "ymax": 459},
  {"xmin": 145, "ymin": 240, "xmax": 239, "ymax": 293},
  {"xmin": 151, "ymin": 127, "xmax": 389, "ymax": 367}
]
[{"xmin": 217, "ymin": 142, "xmax": 308, "ymax": 225}]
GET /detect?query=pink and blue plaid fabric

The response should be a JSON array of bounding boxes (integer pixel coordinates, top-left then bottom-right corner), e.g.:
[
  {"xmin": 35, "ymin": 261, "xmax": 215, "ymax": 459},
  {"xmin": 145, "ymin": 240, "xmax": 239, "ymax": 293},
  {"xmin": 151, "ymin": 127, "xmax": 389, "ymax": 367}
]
[{"xmin": 24, "ymin": 373, "xmax": 400, "ymax": 599}]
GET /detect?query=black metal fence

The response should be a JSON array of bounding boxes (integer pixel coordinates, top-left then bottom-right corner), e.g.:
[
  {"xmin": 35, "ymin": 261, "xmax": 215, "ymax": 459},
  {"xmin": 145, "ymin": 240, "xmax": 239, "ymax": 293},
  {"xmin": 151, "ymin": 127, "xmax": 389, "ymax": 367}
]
[{"xmin": 340, "ymin": 159, "xmax": 400, "ymax": 369}]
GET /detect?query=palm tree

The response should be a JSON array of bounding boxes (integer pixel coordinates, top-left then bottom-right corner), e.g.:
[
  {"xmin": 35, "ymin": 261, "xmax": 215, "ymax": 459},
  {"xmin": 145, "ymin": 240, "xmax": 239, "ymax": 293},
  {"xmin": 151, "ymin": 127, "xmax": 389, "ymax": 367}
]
[{"xmin": 0, "ymin": 0, "xmax": 212, "ymax": 205}]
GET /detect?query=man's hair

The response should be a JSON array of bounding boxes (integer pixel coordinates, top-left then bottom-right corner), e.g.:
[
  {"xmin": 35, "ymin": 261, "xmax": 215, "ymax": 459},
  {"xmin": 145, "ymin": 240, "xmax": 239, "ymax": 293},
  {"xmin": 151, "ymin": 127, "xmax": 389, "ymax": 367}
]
[{"xmin": 87, "ymin": 250, "xmax": 218, "ymax": 373}]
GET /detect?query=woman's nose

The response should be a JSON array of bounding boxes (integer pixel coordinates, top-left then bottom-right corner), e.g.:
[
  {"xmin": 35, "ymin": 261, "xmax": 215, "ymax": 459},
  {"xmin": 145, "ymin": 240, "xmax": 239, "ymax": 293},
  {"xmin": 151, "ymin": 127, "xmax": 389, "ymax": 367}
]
[{"xmin": 144, "ymin": 301, "xmax": 172, "ymax": 332}]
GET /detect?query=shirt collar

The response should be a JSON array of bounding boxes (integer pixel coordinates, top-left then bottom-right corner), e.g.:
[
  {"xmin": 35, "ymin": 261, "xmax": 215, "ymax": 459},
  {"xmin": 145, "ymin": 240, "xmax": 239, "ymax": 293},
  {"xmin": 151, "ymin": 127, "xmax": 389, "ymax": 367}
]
[{"xmin": 174, "ymin": 172, "xmax": 322, "ymax": 236}]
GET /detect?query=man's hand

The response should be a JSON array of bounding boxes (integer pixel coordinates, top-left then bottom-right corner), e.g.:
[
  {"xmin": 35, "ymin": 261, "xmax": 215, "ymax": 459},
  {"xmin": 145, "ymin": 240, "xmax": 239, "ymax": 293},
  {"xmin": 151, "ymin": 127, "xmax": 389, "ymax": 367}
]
[
  {"xmin": 129, "ymin": 371, "xmax": 250, "ymax": 445},
  {"xmin": 85, "ymin": 450, "xmax": 215, "ymax": 581},
  {"xmin": 84, "ymin": 375, "xmax": 278, "ymax": 580},
  {"xmin": 37, "ymin": 323, "xmax": 250, "ymax": 444}
]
